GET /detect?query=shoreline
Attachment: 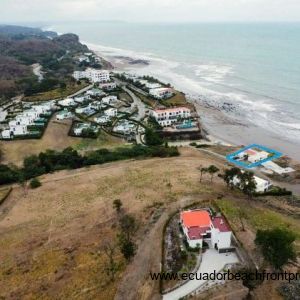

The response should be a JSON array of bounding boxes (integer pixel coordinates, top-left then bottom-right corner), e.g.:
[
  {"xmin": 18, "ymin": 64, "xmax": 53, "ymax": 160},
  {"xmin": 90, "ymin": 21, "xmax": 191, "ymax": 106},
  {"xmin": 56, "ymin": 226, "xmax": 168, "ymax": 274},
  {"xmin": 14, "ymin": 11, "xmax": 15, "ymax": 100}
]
[{"xmin": 88, "ymin": 42, "xmax": 300, "ymax": 161}]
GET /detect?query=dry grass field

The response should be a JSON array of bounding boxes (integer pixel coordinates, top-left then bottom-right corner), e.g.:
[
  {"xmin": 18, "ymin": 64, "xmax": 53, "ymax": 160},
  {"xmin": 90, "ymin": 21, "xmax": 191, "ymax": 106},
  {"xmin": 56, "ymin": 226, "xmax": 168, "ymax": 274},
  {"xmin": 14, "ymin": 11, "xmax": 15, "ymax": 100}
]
[{"xmin": 0, "ymin": 147, "xmax": 299, "ymax": 300}]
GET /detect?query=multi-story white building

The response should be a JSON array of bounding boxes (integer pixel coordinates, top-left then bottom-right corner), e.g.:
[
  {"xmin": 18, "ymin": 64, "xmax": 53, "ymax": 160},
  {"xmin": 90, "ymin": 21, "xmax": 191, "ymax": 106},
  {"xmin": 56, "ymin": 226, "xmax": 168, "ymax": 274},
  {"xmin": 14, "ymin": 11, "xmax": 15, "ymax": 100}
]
[
  {"xmin": 73, "ymin": 68, "xmax": 110, "ymax": 83},
  {"xmin": 149, "ymin": 87, "xmax": 174, "ymax": 99},
  {"xmin": 151, "ymin": 107, "xmax": 191, "ymax": 127}
]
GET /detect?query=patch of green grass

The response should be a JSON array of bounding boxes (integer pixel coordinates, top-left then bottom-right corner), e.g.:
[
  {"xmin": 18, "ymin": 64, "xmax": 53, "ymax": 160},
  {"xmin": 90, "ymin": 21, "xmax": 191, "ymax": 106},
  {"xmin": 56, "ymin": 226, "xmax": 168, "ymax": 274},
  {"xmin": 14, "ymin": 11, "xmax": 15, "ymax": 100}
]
[
  {"xmin": 217, "ymin": 199, "xmax": 300, "ymax": 240},
  {"xmin": 74, "ymin": 131, "xmax": 124, "ymax": 151},
  {"xmin": 162, "ymin": 91, "xmax": 188, "ymax": 107}
]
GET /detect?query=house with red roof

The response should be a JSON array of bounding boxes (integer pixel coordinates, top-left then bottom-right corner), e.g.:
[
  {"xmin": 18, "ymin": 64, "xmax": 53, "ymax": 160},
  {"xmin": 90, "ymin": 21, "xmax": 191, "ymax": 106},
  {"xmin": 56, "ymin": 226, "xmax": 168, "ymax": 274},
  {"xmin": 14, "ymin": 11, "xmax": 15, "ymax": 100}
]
[
  {"xmin": 151, "ymin": 107, "xmax": 191, "ymax": 127},
  {"xmin": 180, "ymin": 209, "xmax": 232, "ymax": 251}
]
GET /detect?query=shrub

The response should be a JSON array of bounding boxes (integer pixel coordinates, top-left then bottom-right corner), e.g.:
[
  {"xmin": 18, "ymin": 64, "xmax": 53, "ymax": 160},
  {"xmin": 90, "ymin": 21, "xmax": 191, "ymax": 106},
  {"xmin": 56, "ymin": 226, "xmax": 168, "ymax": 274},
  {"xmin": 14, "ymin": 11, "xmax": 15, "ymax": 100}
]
[
  {"xmin": 0, "ymin": 145, "xmax": 180, "ymax": 186},
  {"xmin": 144, "ymin": 128, "xmax": 163, "ymax": 146},
  {"xmin": 30, "ymin": 178, "xmax": 41, "ymax": 189},
  {"xmin": 254, "ymin": 186, "xmax": 292, "ymax": 197}
]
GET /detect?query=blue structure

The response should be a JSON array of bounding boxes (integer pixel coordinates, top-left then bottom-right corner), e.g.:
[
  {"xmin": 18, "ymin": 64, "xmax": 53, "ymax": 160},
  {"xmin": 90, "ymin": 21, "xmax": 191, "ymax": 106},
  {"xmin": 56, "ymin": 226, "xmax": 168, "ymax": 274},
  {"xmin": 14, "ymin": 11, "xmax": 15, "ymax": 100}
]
[{"xmin": 226, "ymin": 144, "xmax": 282, "ymax": 169}]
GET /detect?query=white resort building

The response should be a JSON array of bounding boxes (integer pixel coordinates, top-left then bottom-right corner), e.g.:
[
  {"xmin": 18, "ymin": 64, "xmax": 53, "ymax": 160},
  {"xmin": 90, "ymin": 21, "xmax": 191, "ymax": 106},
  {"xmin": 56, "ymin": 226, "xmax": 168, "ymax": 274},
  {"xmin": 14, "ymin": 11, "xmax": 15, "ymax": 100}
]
[
  {"xmin": 73, "ymin": 68, "xmax": 110, "ymax": 83},
  {"xmin": 151, "ymin": 107, "xmax": 191, "ymax": 127}
]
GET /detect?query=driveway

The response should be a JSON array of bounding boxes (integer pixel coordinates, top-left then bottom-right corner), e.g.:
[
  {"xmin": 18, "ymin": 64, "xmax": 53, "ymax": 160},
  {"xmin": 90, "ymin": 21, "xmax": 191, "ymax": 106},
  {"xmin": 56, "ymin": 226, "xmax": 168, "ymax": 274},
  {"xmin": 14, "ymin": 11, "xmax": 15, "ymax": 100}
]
[
  {"xmin": 122, "ymin": 86, "xmax": 146, "ymax": 121},
  {"xmin": 163, "ymin": 249, "xmax": 239, "ymax": 300}
]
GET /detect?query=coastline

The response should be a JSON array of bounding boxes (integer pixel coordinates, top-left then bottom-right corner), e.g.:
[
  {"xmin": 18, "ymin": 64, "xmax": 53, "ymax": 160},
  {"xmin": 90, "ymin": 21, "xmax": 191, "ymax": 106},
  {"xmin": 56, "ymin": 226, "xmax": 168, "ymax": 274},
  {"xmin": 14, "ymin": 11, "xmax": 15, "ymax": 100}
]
[{"xmin": 88, "ymin": 42, "xmax": 300, "ymax": 161}]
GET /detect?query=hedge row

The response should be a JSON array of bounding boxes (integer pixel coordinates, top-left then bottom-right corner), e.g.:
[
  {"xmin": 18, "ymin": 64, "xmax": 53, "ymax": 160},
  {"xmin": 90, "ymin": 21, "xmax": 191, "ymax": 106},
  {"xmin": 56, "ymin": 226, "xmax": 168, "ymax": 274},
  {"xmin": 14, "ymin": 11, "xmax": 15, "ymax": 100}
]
[{"xmin": 0, "ymin": 145, "xmax": 179, "ymax": 185}]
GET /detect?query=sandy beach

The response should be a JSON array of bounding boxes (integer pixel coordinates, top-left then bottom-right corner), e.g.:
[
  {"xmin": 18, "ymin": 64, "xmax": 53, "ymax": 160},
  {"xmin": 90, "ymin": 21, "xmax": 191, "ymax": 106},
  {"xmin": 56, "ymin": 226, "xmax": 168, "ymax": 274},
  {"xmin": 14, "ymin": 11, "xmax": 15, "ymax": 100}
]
[{"xmin": 89, "ymin": 43, "xmax": 300, "ymax": 161}]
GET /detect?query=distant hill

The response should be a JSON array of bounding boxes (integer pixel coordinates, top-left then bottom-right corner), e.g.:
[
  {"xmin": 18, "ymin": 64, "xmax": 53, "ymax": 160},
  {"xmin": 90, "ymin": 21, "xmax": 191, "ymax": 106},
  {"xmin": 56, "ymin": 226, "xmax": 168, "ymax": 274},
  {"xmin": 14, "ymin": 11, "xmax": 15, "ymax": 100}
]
[
  {"xmin": 0, "ymin": 25, "xmax": 57, "ymax": 39},
  {"xmin": 0, "ymin": 25, "xmax": 90, "ymax": 102}
]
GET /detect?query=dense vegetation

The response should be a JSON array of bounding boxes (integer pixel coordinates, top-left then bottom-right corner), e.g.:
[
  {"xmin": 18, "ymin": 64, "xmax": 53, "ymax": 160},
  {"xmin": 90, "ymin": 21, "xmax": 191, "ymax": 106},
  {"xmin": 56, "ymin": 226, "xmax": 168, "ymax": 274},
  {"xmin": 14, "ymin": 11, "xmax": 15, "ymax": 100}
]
[
  {"xmin": 0, "ymin": 145, "xmax": 179, "ymax": 185},
  {"xmin": 0, "ymin": 25, "xmax": 89, "ymax": 101},
  {"xmin": 255, "ymin": 228, "xmax": 296, "ymax": 269}
]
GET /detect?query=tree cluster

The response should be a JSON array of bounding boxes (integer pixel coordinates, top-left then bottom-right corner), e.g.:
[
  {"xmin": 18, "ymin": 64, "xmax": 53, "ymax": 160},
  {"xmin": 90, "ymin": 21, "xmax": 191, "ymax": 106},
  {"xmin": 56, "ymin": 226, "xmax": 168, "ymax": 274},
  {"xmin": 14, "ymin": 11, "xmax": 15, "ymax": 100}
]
[
  {"xmin": 199, "ymin": 165, "xmax": 220, "ymax": 182},
  {"xmin": 223, "ymin": 167, "xmax": 257, "ymax": 198},
  {"xmin": 255, "ymin": 228, "xmax": 296, "ymax": 270},
  {"xmin": 0, "ymin": 145, "xmax": 179, "ymax": 186}
]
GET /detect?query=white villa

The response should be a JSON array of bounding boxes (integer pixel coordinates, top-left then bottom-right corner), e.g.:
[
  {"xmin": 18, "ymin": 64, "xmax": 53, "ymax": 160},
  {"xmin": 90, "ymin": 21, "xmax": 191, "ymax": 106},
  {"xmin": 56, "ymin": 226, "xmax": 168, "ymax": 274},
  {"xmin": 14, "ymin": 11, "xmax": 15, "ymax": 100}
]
[
  {"xmin": 105, "ymin": 108, "xmax": 118, "ymax": 117},
  {"xmin": 151, "ymin": 107, "xmax": 191, "ymax": 127},
  {"xmin": 232, "ymin": 173, "xmax": 272, "ymax": 193},
  {"xmin": 237, "ymin": 148, "xmax": 270, "ymax": 163},
  {"xmin": 180, "ymin": 210, "xmax": 232, "ymax": 251},
  {"xmin": 149, "ymin": 87, "xmax": 174, "ymax": 99},
  {"xmin": 114, "ymin": 120, "xmax": 136, "ymax": 134},
  {"xmin": 1, "ymin": 102, "xmax": 54, "ymax": 139},
  {"xmin": 86, "ymin": 88, "xmax": 103, "ymax": 97},
  {"xmin": 99, "ymin": 82, "xmax": 117, "ymax": 91},
  {"xmin": 139, "ymin": 80, "xmax": 162, "ymax": 89},
  {"xmin": 58, "ymin": 98, "xmax": 76, "ymax": 107},
  {"xmin": 77, "ymin": 55, "xmax": 90, "ymax": 63},
  {"xmin": 73, "ymin": 68, "xmax": 110, "ymax": 83},
  {"xmin": 74, "ymin": 95, "xmax": 90, "ymax": 103},
  {"xmin": 94, "ymin": 115, "xmax": 111, "ymax": 124},
  {"xmin": 102, "ymin": 95, "xmax": 118, "ymax": 105},
  {"xmin": 73, "ymin": 123, "xmax": 98, "ymax": 136},
  {"xmin": 56, "ymin": 110, "xmax": 73, "ymax": 120}
]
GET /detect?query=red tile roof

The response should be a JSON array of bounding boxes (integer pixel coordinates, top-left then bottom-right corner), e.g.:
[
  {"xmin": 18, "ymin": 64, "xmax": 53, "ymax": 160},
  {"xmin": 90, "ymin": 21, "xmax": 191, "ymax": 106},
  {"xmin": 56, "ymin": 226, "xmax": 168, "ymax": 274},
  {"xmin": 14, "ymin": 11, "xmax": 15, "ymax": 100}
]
[
  {"xmin": 181, "ymin": 210, "xmax": 211, "ymax": 228},
  {"xmin": 187, "ymin": 226, "xmax": 211, "ymax": 240},
  {"xmin": 212, "ymin": 216, "xmax": 231, "ymax": 232}
]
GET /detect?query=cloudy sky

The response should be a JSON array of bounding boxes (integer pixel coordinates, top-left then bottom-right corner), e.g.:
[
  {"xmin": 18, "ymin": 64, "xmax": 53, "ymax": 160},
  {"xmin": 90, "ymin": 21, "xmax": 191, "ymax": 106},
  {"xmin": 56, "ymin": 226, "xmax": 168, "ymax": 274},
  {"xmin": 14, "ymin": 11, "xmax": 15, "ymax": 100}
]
[{"xmin": 1, "ymin": 0, "xmax": 300, "ymax": 23}]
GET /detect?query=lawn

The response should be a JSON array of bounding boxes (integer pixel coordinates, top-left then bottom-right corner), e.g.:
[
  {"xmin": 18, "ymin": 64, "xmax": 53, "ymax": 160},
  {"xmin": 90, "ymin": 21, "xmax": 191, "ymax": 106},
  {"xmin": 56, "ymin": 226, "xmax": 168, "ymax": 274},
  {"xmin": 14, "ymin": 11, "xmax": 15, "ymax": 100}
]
[
  {"xmin": 74, "ymin": 130, "xmax": 125, "ymax": 152},
  {"xmin": 217, "ymin": 199, "xmax": 300, "ymax": 240},
  {"xmin": 162, "ymin": 91, "xmax": 189, "ymax": 107}
]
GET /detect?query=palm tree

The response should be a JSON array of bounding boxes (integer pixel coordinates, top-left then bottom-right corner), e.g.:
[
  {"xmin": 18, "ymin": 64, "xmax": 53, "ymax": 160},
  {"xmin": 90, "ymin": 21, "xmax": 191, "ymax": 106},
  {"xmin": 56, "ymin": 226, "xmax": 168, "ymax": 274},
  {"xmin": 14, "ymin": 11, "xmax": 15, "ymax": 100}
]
[
  {"xmin": 199, "ymin": 166, "xmax": 208, "ymax": 182},
  {"xmin": 207, "ymin": 165, "xmax": 220, "ymax": 182}
]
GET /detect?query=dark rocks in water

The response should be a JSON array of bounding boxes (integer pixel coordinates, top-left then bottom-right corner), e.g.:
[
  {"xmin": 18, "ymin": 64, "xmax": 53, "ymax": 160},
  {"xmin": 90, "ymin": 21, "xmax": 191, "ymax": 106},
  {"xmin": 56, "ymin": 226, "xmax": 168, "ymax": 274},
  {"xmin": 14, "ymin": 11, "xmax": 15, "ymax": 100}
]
[
  {"xmin": 128, "ymin": 59, "xmax": 149, "ymax": 65},
  {"xmin": 114, "ymin": 55, "xmax": 150, "ymax": 65}
]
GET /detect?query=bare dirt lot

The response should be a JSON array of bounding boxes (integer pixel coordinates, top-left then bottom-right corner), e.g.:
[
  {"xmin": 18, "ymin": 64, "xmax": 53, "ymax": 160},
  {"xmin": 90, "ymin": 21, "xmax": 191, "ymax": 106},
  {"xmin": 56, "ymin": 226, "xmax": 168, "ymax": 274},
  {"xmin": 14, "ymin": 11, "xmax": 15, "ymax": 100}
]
[{"xmin": 0, "ymin": 147, "xmax": 299, "ymax": 300}]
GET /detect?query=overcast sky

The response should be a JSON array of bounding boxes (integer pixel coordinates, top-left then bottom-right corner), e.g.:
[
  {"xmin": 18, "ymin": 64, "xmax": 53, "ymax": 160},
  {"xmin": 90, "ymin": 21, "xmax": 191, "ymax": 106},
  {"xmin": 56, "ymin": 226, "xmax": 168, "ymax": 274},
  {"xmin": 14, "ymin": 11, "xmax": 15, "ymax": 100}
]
[{"xmin": 1, "ymin": 0, "xmax": 300, "ymax": 24}]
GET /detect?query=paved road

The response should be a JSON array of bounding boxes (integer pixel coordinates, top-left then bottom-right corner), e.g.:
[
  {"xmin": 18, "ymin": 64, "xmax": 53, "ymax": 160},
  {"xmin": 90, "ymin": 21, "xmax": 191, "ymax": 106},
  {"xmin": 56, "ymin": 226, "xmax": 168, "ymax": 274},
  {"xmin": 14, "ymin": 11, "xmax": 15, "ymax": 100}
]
[
  {"xmin": 122, "ymin": 86, "xmax": 146, "ymax": 121},
  {"xmin": 163, "ymin": 249, "xmax": 239, "ymax": 300}
]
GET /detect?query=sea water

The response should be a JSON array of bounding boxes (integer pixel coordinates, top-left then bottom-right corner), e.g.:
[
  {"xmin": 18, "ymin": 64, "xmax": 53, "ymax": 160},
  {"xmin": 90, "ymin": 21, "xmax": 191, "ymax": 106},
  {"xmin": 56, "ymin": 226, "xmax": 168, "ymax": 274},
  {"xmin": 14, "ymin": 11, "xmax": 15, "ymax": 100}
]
[{"xmin": 52, "ymin": 22, "xmax": 300, "ymax": 154}]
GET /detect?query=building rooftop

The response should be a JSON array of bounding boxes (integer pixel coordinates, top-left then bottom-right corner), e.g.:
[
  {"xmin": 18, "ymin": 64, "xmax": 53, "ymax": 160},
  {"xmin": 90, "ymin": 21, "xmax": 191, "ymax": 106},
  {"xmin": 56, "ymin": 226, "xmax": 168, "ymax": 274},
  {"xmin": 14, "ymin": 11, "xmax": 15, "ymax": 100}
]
[
  {"xmin": 181, "ymin": 210, "xmax": 211, "ymax": 228},
  {"xmin": 187, "ymin": 226, "xmax": 210, "ymax": 240},
  {"xmin": 212, "ymin": 216, "xmax": 230, "ymax": 232}
]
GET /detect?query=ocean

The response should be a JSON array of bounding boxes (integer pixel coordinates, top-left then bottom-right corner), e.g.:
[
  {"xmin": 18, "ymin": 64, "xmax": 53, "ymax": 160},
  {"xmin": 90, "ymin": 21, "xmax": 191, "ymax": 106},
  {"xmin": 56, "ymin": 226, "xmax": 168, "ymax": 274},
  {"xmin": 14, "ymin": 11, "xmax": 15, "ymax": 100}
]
[{"xmin": 51, "ymin": 22, "xmax": 300, "ymax": 158}]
